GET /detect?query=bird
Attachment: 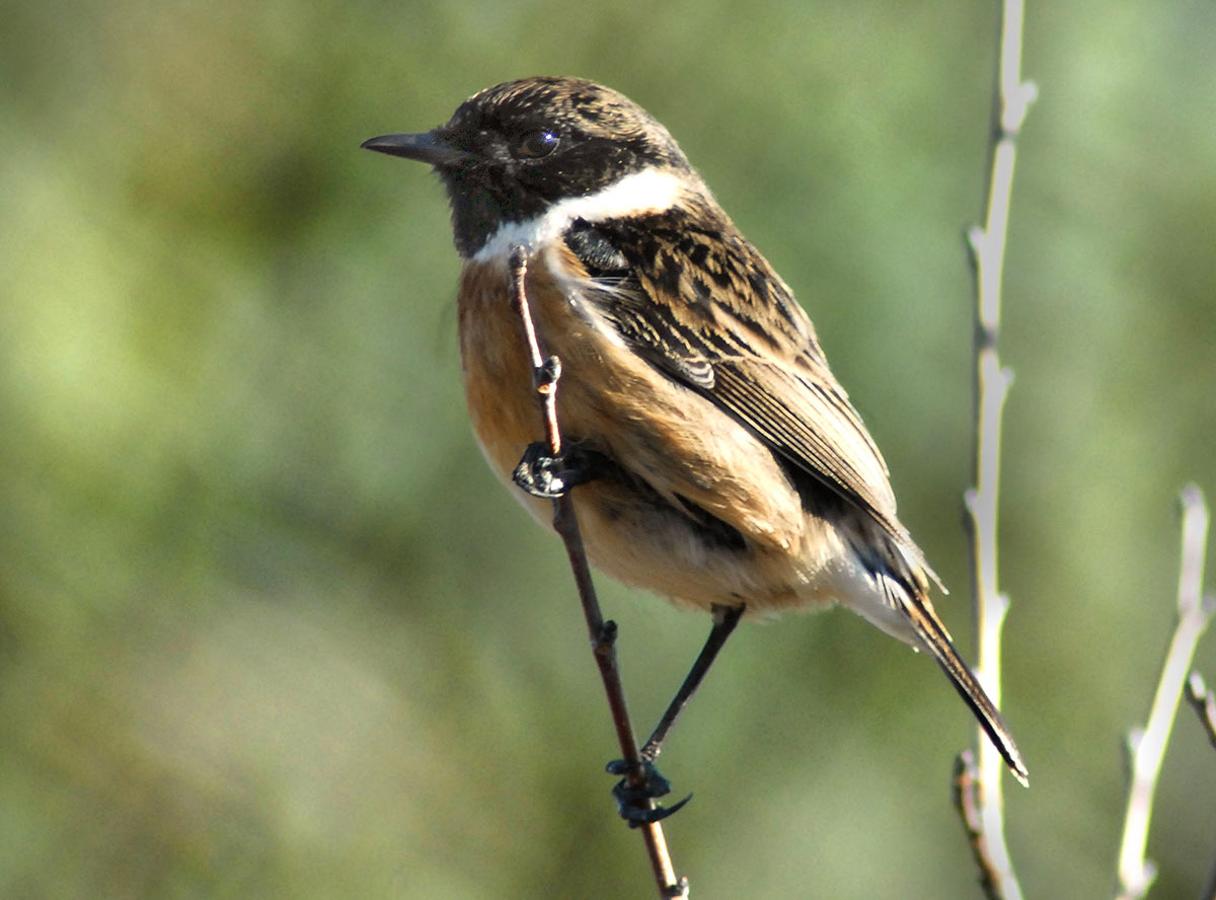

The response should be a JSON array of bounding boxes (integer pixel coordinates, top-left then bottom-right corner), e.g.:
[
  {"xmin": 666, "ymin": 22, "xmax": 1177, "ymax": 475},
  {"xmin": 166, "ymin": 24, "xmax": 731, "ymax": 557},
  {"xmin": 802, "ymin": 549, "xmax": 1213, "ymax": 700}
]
[{"xmin": 362, "ymin": 76, "xmax": 1028, "ymax": 811}]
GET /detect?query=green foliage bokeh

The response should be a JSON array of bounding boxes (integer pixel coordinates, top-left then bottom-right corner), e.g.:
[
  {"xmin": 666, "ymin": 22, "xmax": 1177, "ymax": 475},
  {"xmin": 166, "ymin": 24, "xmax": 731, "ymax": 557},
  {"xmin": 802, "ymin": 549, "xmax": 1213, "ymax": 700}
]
[{"xmin": 2, "ymin": 1, "xmax": 1214, "ymax": 897}]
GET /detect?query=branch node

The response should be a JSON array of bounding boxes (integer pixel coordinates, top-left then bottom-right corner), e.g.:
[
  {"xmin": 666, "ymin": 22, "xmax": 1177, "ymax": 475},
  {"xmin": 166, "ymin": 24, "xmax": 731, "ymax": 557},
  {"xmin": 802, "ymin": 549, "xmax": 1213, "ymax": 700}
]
[
  {"xmin": 976, "ymin": 323, "xmax": 1000, "ymax": 352},
  {"xmin": 596, "ymin": 620, "xmax": 619, "ymax": 654},
  {"xmin": 664, "ymin": 877, "xmax": 691, "ymax": 899},
  {"xmin": 966, "ymin": 225, "xmax": 989, "ymax": 263},
  {"xmin": 1125, "ymin": 727, "xmax": 1145, "ymax": 761},
  {"xmin": 538, "ymin": 354, "xmax": 562, "ymax": 389},
  {"xmin": 999, "ymin": 81, "xmax": 1037, "ymax": 135}
]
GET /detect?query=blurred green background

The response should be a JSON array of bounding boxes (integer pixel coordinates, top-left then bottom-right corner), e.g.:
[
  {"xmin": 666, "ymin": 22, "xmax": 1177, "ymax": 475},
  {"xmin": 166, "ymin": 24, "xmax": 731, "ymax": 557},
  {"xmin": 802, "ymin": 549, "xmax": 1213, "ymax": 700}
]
[{"xmin": 3, "ymin": 1, "xmax": 1214, "ymax": 897}]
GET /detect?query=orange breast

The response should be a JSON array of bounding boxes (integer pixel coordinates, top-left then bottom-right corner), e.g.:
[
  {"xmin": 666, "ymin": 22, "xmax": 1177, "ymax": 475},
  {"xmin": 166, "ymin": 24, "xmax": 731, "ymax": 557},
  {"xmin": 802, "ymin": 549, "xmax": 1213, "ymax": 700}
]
[
  {"xmin": 452, "ymin": 247, "xmax": 835, "ymax": 613},
  {"xmin": 457, "ymin": 257, "xmax": 542, "ymax": 483},
  {"xmin": 456, "ymin": 247, "xmax": 636, "ymax": 486}
]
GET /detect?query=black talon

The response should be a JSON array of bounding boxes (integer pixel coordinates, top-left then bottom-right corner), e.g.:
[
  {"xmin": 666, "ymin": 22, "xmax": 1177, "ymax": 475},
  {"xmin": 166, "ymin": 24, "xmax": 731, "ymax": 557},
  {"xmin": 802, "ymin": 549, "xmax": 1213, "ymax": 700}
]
[
  {"xmin": 606, "ymin": 759, "xmax": 692, "ymax": 827},
  {"xmin": 512, "ymin": 442, "xmax": 607, "ymax": 499},
  {"xmin": 606, "ymin": 759, "xmax": 672, "ymax": 798},
  {"xmin": 512, "ymin": 443, "xmax": 569, "ymax": 498}
]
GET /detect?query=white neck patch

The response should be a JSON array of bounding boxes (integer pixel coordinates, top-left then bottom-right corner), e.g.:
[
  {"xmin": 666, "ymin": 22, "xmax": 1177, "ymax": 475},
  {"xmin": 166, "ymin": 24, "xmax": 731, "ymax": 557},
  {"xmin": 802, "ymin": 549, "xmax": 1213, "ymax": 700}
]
[{"xmin": 469, "ymin": 166, "xmax": 684, "ymax": 263}]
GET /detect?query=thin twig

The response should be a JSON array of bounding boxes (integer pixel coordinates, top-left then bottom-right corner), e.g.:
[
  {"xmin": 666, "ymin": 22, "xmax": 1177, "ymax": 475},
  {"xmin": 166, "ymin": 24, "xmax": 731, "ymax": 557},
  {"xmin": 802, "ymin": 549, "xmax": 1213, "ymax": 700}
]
[
  {"xmin": 1115, "ymin": 485, "xmax": 1213, "ymax": 900},
  {"xmin": 1186, "ymin": 672, "xmax": 1216, "ymax": 751},
  {"xmin": 957, "ymin": 2, "xmax": 1036, "ymax": 898},
  {"xmin": 1189, "ymin": 671, "xmax": 1216, "ymax": 900},
  {"xmin": 1188, "ymin": 671, "xmax": 1216, "ymax": 900},
  {"xmin": 953, "ymin": 751, "xmax": 1002, "ymax": 900},
  {"xmin": 507, "ymin": 248, "xmax": 689, "ymax": 900}
]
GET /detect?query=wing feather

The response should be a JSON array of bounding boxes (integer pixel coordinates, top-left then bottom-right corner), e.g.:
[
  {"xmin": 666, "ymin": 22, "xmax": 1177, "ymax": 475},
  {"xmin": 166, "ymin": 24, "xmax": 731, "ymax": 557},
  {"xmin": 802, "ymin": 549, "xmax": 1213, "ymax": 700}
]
[{"xmin": 564, "ymin": 209, "xmax": 913, "ymax": 551}]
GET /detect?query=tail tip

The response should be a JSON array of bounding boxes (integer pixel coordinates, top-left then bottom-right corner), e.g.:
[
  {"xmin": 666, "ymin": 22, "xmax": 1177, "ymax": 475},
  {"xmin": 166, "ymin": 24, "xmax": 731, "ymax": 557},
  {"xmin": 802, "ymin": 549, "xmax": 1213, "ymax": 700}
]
[{"xmin": 1006, "ymin": 751, "xmax": 1030, "ymax": 788}]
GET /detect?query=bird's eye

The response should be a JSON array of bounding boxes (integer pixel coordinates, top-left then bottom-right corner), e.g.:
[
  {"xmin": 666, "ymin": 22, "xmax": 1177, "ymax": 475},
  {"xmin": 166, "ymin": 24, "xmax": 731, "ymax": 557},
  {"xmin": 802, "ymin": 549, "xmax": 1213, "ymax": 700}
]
[{"xmin": 514, "ymin": 129, "xmax": 559, "ymax": 159}]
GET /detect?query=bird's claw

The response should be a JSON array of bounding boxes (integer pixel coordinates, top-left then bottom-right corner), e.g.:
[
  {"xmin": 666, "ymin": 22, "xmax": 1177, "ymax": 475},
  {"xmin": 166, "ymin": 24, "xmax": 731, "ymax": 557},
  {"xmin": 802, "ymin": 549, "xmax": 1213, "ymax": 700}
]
[
  {"xmin": 512, "ymin": 442, "xmax": 599, "ymax": 499},
  {"xmin": 606, "ymin": 759, "xmax": 692, "ymax": 827}
]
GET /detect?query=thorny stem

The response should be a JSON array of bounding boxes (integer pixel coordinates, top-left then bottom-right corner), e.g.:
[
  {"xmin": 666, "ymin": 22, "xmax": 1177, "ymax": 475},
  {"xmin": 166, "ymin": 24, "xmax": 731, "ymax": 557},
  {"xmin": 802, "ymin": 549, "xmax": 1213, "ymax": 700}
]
[
  {"xmin": 957, "ymin": 1, "xmax": 1035, "ymax": 898},
  {"xmin": 1115, "ymin": 486, "xmax": 1213, "ymax": 900},
  {"xmin": 507, "ymin": 248, "xmax": 689, "ymax": 900}
]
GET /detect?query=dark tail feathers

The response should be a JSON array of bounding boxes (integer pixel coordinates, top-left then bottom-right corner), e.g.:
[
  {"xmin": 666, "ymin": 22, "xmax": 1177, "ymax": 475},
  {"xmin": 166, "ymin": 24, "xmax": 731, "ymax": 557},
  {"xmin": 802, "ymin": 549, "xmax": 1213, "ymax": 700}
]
[{"xmin": 891, "ymin": 580, "xmax": 1029, "ymax": 786}]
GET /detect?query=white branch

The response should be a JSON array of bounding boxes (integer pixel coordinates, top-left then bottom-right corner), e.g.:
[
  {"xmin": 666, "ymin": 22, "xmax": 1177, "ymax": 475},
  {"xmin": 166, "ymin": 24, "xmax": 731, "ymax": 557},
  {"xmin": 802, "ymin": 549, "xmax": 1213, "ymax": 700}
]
[
  {"xmin": 1115, "ymin": 485, "xmax": 1213, "ymax": 900},
  {"xmin": 957, "ymin": 1, "xmax": 1035, "ymax": 898}
]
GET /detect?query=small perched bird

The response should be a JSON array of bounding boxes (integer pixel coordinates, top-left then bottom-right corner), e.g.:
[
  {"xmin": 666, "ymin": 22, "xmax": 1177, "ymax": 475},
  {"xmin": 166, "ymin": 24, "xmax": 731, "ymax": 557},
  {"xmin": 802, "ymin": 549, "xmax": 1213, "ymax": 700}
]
[{"xmin": 363, "ymin": 76, "xmax": 1027, "ymax": 799}]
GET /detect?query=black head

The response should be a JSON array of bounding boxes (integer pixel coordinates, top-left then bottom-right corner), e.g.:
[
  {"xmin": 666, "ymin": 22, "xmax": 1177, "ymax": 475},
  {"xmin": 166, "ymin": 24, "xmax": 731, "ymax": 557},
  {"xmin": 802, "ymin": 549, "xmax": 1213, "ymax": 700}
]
[{"xmin": 363, "ymin": 77, "xmax": 693, "ymax": 257}]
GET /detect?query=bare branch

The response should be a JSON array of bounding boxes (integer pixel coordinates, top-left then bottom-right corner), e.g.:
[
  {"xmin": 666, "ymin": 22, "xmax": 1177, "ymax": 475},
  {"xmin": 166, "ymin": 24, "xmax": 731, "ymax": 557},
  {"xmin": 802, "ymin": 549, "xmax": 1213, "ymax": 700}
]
[
  {"xmin": 956, "ymin": 1, "xmax": 1035, "ymax": 897},
  {"xmin": 507, "ymin": 248, "xmax": 689, "ymax": 900},
  {"xmin": 953, "ymin": 751, "xmax": 1003, "ymax": 900},
  {"xmin": 1186, "ymin": 671, "xmax": 1216, "ymax": 751},
  {"xmin": 1115, "ymin": 485, "xmax": 1213, "ymax": 900},
  {"xmin": 1188, "ymin": 668, "xmax": 1216, "ymax": 900}
]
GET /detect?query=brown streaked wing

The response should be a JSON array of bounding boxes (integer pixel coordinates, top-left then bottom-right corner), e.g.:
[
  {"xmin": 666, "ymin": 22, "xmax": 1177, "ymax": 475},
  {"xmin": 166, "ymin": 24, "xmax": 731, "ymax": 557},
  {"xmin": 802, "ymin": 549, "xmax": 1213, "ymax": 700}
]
[{"xmin": 571, "ymin": 209, "xmax": 916, "ymax": 553}]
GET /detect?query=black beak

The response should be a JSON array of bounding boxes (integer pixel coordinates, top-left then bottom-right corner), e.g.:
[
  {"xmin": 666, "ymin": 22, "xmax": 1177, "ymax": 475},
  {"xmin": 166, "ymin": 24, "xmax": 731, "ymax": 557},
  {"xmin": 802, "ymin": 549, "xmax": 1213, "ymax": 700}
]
[{"xmin": 360, "ymin": 130, "xmax": 468, "ymax": 166}]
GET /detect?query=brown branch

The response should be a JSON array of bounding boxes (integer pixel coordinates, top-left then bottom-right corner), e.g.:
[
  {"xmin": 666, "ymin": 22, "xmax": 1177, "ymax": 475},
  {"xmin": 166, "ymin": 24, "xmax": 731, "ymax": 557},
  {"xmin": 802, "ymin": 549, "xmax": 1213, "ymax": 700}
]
[
  {"xmin": 1192, "ymin": 671, "xmax": 1216, "ymax": 900},
  {"xmin": 1115, "ymin": 485, "xmax": 1213, "ymax": 900},
  {"xmin": 953, "ymin": 751, "xmax": 1003, "ymax": 900},
  {"xmin": 508, "ymin": 248, "xmax": 689, "ymax": 900},
  {"xmin": 957, "ymin": 1, "xmax": 1035, "ymax": 897},
  {"xmin": 1187, "ymin": 671, "xmax": 1216, "ymax": 751}
]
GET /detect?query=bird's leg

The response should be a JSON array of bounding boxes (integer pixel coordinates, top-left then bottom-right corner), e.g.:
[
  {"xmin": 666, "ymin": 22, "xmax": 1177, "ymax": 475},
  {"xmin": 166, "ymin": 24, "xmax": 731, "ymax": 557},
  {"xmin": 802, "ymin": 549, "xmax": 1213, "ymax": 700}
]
[
  {"xmin": 512, "ymin": 442, "xmax": 609, "ymax": 499},
  {"xmin": 641, "ymin": 602, "xmax": 745, "ymax": 761},
  {"xmin": 607, "ymin": 603, "xmax": 745, "ymax": 826}
]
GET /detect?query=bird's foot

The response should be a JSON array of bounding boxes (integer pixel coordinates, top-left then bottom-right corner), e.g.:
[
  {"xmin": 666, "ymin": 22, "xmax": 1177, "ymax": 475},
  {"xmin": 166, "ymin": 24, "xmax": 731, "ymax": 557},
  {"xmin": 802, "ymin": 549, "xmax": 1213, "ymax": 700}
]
[
  {"xmin": 605, "ymin": 759, "xmax": 691, "ymax": 828},
  {"xmin": 512, "ymin": 442, "xmax": 602, "ymax": 499}
]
